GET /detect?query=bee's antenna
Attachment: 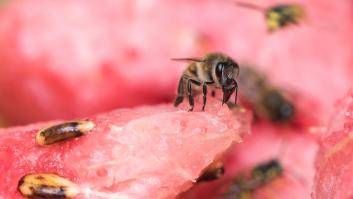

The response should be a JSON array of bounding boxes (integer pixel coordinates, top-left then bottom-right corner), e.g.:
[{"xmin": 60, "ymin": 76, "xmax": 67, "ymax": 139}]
[
  {"xmin": 171, "ymin": 58, "xmax": 204, "ymax": 62},
  {"xmin": 234, "ymin": 1, "xmax": 265, "ymax": 12}
]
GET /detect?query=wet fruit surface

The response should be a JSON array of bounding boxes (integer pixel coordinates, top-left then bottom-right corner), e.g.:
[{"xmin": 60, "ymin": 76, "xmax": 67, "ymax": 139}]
[
  {"xmin": 180, "ymin": 122, "xmax": 319, "ymax": 199},
  {"xmin": 314, "ymin": 91, "xmax": 353, "ymax": 199},
  {"xmin": 0, "ymin": 99, "xmax": 249, "ymax": 198},
  {"xmin": 0, "ymin": 0, "xmax": 352, "ymax": 198},
  {"xmin": 0, "ymin": 0, "xmax": 352, "ymax": 125}
]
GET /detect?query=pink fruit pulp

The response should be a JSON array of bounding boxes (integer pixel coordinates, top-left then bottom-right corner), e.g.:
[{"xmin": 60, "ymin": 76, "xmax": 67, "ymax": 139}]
[
  {"xmin": 314, "ymin": 90, "xmax": 353, "ymax": 199},
  {"xmin": 0, "ymin": 99, "xmax": 249, "ymax": 199},
  {"xmin": 180, "ymin": 122, "xmax": 319, "ymax": 199},
  {"xmin": 0, "ymin": 0, "xmax": 352, "ymax": 125}
]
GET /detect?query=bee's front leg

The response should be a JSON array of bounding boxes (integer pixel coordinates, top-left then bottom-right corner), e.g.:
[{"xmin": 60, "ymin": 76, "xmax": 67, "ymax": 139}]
[{"xmin": 234, "ymin": 80, "xmax": 239, "ymax": 105}]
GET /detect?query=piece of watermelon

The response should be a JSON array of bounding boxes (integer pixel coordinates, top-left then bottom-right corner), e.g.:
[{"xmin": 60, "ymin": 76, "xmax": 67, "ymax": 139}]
[
  {"xmin": 180, "ymin": 122, "xmax": 319, "ymax": 199},
  {"xmin": 0, "ymin": 98, "xmax": 250, "ymax": 199},
  {"xmin": 0, "ymin": 0, "xmax": 182, "ymax": 125},
  {"xmin": 0, "ymin": 0, "xmax": 352, "ymax": 125},
  {"xmin": 313, "ymin": 90, "xmax": 353, "ymax": 199}
]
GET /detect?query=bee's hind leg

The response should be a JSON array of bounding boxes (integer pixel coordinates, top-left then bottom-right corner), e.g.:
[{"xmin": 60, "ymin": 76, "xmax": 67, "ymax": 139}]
[{"xmin": 174, "ymin": 78, "xmax": 184, "ymax": 107}]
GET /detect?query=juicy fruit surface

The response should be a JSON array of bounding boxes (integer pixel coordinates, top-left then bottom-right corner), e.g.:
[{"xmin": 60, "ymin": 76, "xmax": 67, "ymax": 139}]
[
  {"xmin": 314, "ymin": 91, "xmax": 353, "ymax": 199},
  {"xmin": 0, "ymin": 99, "xmax": 247, "ymax": 199},
  {"xmin": 0, "ymin": 0, "xmax": 352, "ymax": 125},
  {"xmin": 180, "ymin": 122, "xmax": 319, "ymax": 199},
  {"xmin": 0, "ymin": 0, "xmax": 180, "ymax": 125},
  {"xmin": 0, "ymin": 0, "xmax": 352, "ymax": 198}
]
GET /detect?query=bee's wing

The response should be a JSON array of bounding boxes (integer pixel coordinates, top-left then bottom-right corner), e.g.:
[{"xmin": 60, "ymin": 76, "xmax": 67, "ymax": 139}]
[
  {"xmin": 235, "ymin": 1, "xmax": 265, "ymax": 12},
  {"xmin": 171, "ymin": 57, "xmax": 204, "ymax": 62}
]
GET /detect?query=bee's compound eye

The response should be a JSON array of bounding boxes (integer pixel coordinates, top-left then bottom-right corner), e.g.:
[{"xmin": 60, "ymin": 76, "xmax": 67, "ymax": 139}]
[{"xmin": 216, "ymin": 62, "xmax": 225, "ymax": 78}]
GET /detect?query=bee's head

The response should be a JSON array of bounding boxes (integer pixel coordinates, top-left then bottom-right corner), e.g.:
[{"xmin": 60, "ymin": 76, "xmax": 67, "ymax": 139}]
[{"xmin": 209, "ymin": 54, "xmax": 239, "ymax": 104}]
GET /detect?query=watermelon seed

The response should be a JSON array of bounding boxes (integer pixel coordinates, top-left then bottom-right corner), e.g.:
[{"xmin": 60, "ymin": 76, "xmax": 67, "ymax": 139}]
[
  {"xmin": 18, "ymin": 173, "xmax": 80, "ymax": 199},
  {"xmin": 35, "ymin": 120, "xmax": 96, "ymax": 145},
  {"xmin": 196, "ymin": 161, "xmax": 225, "ymax": 183}
]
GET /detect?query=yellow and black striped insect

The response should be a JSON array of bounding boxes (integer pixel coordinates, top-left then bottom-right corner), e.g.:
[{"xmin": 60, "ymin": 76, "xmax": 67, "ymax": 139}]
[
  {"xmin": 251, "ymin": 159, "xmax": 283, "ymax": 185},
  {"xmin": 217, "ymin": 159, "xmax": 283, "ymax": 199},
  {"xmin": 235, "ymin": 2, "xmax": 305, "ymax": 32},
  {"xmin": 236, "ymin": 66, "xmax": 295, "ymax": 122},
  {"xmin": 173, "ymin": 52, "xmax": 239, "ymax": 111}
]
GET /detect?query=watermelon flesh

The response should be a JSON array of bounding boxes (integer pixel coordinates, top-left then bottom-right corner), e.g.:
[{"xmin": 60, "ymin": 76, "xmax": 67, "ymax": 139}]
[
  {"xmin": 0, "ymin": 98, "xmax": 249, "ymax": 199},
  {"xmin": 180, "ymin": 122, "xmax": 319, "ymax": 199},
  {"xmin": 313, "ymin": 91, "xmax": 353, "ymax": 199},
  {"xmin": 0, "ymin": 0, "xmax": 352, "ymax": 198},
  {"xmin": 0, "ymin": 0, "xmax": 180, "ymax": 125},
  {"xmin": 0, "ymin": 0, "xmax": 352, "ymax": 125}
]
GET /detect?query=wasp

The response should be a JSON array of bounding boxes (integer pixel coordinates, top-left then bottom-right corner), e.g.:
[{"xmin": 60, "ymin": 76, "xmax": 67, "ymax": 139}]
[
  {"xmin": 235, "ymin": 2, "xmax": 305, "ymax": 32},
  {"xmin": 173, "ymin": 52, "xmax": 239, "ymax": 111},
  {"xmin": 235, "ymin": 66, "xmax": 295, "ymax": 122},
  {"xmin": 218, "ymin": 159, "xmax": 283, "ymax": 199}
]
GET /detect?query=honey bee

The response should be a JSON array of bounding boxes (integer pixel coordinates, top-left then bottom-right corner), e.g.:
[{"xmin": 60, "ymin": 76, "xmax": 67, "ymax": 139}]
[
  {"xmin": 173, "ymin": 52, "xmax": 239, "ymax": 111},
  {"xmin": 216, "ymin": 138, "xmax": 306, "ymax": 199},
  {"xmin": 218, "ymin": 159, "xmax": 283, "ymax": 199},
  {"xmin": 251, "ymin": 159, "xmax": 283, "ymax": 185},
  {"xmin": 236, "ymin": 66, "xmax": 295, "ymax": 122},
  {"xmin": 235, "ymin": 2, "xmax": 305, "ymax": 32}
]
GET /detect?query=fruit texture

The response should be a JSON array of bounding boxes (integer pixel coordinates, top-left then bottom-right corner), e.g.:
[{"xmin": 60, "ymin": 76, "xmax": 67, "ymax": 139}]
[
  {"xmin": 180, "ymin": 122, "xmax": 319, "ymax": 199},
  {"xmin": 0, "ymin": 0, "xmax": 181, "ymax": 125},
  {"xmin": 0, "ymin": 0, "xmax": 352, "ymax": 125},
  {"xmin": 0, "ymin": 99, "xmax": 250, "ymax": 198},
  {"xmin": 314, "ymin": 91, "xmax": 353, "ymax": 199}
]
